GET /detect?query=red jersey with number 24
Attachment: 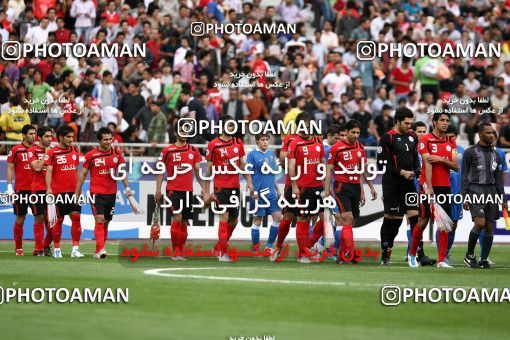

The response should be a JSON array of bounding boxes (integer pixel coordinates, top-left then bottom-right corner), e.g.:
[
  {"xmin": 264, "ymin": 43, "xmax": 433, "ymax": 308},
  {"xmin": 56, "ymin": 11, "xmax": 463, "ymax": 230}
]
[
  {"xmin": 418, "ymin": 133, "xmax": 455, "ymax": 187},
  {"xmin": 328, "ymin": 139, "xmax": 366, "ymax": 184},
  {"xmin": 84, "ymin": 147, "xmax": 125, "ymax": 194}
]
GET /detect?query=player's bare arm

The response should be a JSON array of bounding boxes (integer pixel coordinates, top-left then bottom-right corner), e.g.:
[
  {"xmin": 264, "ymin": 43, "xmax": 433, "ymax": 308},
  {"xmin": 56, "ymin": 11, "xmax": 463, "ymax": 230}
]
[
  {"xmin": 155, "ymin": 172, "xmax": 163, "ymax": 203},
  {"xmin": 203, "ymin": 160, "xmax": 213, "ymax": 203},
  {"xmin": 75, "ymin": 167, "xmax": 88, "ymax": 198},
  {"xmin": 194, "ymin": 162, "xmax": 205, "ymax": 197},
  {"xmin": 7, "ymin": 162, "xmax": 14, "ymax": 195},
  {"xmin": 423, "ymin": 153, "xmax": 434, "ymax": 195},
  {"xmin": 289, "ymin": 158, "xmax": 299, "ymax": 199},
  {"xmin": 30, "ymin": 157, "xmax": 44, "ymax": 172},
  {"xmin": 427, "ymin": 154, "xmax": 460, "ymax": 171},
  {"xmin": 362, "ymin": 167, "xmax": 377, "ymax": 201},
  {"xmin": 240, "ymin": 157, "xmax": 256, "ymax": 199},
  {"xmin": 324, "ymin": 163, "xmax": 334, "ymax": 198},
  {"xmin": 45, "ymin": 164, "xmax": 53, "ymax": 195}
]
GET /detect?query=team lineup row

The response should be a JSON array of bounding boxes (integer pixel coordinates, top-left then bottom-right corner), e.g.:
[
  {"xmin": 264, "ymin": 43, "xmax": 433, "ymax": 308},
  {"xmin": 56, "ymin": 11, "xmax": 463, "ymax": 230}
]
[{"xmin": 6, "ymin": 110, "xmax": 507, "ymax": 268}]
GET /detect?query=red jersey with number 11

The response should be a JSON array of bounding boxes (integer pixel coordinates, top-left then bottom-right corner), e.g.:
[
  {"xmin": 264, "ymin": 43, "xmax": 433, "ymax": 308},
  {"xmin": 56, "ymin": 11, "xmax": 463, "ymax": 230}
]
[{"xmin": 7, "ymin": 143, "xmax": 32, "ymax": 191}]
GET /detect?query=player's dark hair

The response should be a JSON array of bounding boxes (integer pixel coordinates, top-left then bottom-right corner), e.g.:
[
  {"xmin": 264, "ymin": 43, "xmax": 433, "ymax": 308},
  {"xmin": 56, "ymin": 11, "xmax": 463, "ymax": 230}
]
[
  {"xmin": 432, "ymin": 111, "xmax": 450, "ymax": 122},
  {"xmin": 37, "ymin": 126, "xmax": 52, "ymax": 138},
  {"xmin": 412, "ymin": 121, "xmax": 426, "ymax": 131},
  {"xmin": 446, "ymin": 125, "xmax": 457, "ymax": 135},
  {"xmin": 255, "ymin": 133, "xmax": 270, "ymax": 141},
  {"xmin": 97, "ymin": 127, "xmax": 113, "ymax": 141},
  {"xmin": 56, "ymin": 124, "xmax": 74, "ymax": 138},
  {"xmin": 394, "ymin": 107, "xmax": 414, "ymax": 123},
  {"xmin": 22, "ymin": 124, "xmax": 35, "ymax": 135},
  {"xmin": 295, "ymin": 111, "xmax": 312, "ymax": 126},
  {"xmin": 326, "ymin": 124, "xmax": 342, "ymax": 136},
  {"xmin": 477, "ymin": 121, "xmax": 493, "ymax": 132},
  {"xmin": 345, "ymin": 119, "xmax": 361, "ymax": 131},
  {"xmin": 339, "ymin": 123, "xmax": 347, "ymax": 132}
]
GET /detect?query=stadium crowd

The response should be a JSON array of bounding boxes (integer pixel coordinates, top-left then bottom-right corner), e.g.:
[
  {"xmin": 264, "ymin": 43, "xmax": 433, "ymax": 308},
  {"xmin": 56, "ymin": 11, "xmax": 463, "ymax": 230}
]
[{"xmin": 1, "ymin": 0, "xmax": 510, "ymax": 155}]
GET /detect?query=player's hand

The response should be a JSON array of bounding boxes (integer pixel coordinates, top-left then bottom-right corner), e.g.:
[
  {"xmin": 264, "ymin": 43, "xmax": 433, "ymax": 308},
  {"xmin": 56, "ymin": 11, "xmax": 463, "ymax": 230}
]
[
  {"xmin": 155, "ymin": 190, "xmax": 162, "ymax": 204},
  {"xmin": 323, "ymin": 189, "xmax": 331, "ymax": 198},
  {"xmin": 427, "ymin": 155, "xmax": 445, "ymax": 163},
  {"xmin": 360, "ymin": 191, "xmax": 366, "ymax": 207},
  {"xmin": 125, "ymin": 188, "xmax": 134, "ymax": 197},
  {"xmin": 425, "ymin": 186, "xmax": 434, "ymax": 196},
  {"xmin": 401, "ymin": 170, "xmax": 415, "ymax": 180},
  {"xmin": 291, "ymin": 185, "xmax": 300, "ymax": 201},
  {"xmin": 463, "ymin": 202, "xmax": 470, "ymax": 211},
  {"xmin": 74, "ymin": 190, "xmax": 81, "ymax": 200},
  {"xmin": 46, "ymin": 188, "xmax": 53, "ymax": 196},
  {"xmin": 502, "ymin": 201, "xmax": 508, "ymax": 212},
  {"xmin": 370, "ymin": 188, "xmax": 377, "ymax": 200},
  {"xmin": 6, "ymin": 184, "xmax": 14, "ymax": 196}
]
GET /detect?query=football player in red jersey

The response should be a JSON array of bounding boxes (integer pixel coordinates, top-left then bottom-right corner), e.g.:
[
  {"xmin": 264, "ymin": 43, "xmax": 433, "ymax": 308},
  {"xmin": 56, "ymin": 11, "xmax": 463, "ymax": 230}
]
[
  {"xmin": 408, "ymin": 112, "xmax": 459, "ymax": 268},
  {"xmin": 325, "ymin": 119, "xmax": 377, "ymax": 264},
  {"xmin": 76, "ymin": 127, "xmax": 134, "ymax": 259},
  {"xmin": 269, "ymin": 126, "xmax": 298, "ymax": 262},
  {"xmin": 7, "ymin": 125, "xmax": 36, "ymax": 256},
  {"xmin": 155, "ymin": 123, "xmax": 205, "ymax": 260},
  {"xmin": 28, "ymin": 126, "xmax": 54, "ymax": 256},
  {"xmin": 204, "ymin": 114, "xmax": 256, "ymax": 262},
  {"xmin": 44, "ymin": 125, "xmax": 83, "ymax": 258},
  {"xmin": 287, "ymin": 112, "xmax": 326, "ymax": 263}
]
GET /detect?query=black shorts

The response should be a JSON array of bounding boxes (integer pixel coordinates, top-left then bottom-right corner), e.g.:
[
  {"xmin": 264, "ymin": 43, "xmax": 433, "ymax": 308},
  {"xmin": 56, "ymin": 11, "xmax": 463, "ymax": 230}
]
[
  {"xmin": 91, "ymin": 193, "xmax": 116, "ymax": 221},
  {"xmin": 214, "ymin": 187, "xmax": 240, "ymax": 218},
  {"xmin": 55, "ymin": 192, "xmax": 81, "ymax": 217},
  {"xmin": 31, "ymin": 190, "xmax": 48, "ymax": 216},
  {"xmin": 382, "ymin": 180, "xmax": 418, "ymax": 216},
  {"xmin": 466, "ymin": 184, "xmax": 500, "ymax": 222},
  {"xmin": 13, "ymin": 190, "xmax": 33, "ymax": 216},
  {"xmin": 296, "ymin": 186, "xmax": 323, "ymax": 217},
  {"xmin": 283, "ymin": 185, "xmax": 298, "ymax": 215},
  {"xmin": 167, "ymin": 190, "xmax": 194, "ymax": 221},
  {"xmin": 334, "ymin": 182, "xmax": 361, "ymax": 219},
  {"xmin": 419, "ymin": 186, "xmax": 451, "ymax": 219}
]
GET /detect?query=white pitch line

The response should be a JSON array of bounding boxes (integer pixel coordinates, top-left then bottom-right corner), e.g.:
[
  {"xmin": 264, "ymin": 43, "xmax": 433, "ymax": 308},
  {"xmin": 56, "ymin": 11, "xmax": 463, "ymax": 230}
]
[{"xmin": 144, "ymin": 267, "xmax": 492, "ymax": 289}]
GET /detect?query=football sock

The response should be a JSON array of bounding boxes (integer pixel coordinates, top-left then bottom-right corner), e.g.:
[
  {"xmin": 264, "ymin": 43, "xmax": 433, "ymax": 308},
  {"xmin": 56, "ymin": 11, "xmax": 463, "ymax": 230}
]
[
  {"xmin": 380, "ymin": 218, "xmax": 392, "ymax": 257},
  {"xmin": 251, "ymin": 224, "xmax": 260, "ymax": 246},
  {"xmin": 70, "ymin": 214, "xmax": 81, "ymax": 246},
  {"xmin": 218, "ymin": 221, "xmax": 229, "ymax": 254},
  {"xmin": 179, "ymin": 221, "xmax": 188, "ymax": 252},
  {"xmin": 14, "ymin": 222, "xmax": 23, "ymax": 250},
  {"xmin": 307, "ymin": 219, "xmax": 324, "ymax": 248},
  {"xmin": 94, "ymin": 222, "xmax": 105, "ymax": 253},
  {"xmin": 33, "ymin": 222, "xmax": 44, "ymax": 251},
  {"xmin": 437, "ymin": 230, "xmax": 449, "ymax": 263},
  {"xmin": 296, "ymin": 221, "xmax": 310, "ymax": 257},
  {"xmin": 446, "ymin": 230, "xmax": 456, "ymax": 256},
  {"xmin": 480, "ymin": 231, "xmax": 494, "ymax": 261},
  {"xmin": 467, "ymin": 227, "xmax": 481, "ymax": 256},
  {"xmin": 266, "ymin": 223, "xmax": 279, "ymax": 248},
  {"xmin": 170, "ymin": 220, "xmax": 181, "ymax": 253},
  {"xmin": 52, "ymin": 217, "xmax": 64, "ymax": 248},
  {"xmin": 276, "ymin": 218, "xmax": 292, "ymax": 248}
]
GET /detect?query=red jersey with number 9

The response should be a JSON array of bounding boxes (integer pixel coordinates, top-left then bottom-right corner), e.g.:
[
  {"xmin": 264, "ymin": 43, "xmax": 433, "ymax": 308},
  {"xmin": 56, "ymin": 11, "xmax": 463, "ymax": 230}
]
[
  {"xmin": 84, "ymin": 147, "xmax": 126, "ymax": 194},
  {"xmin": 44, "ymin": 146, "xmax": 80, "ymax": 194},
  {"xmin": 328, "ymin": 139, "xmax": 366, "ymax": 184},
  {"xmin": 288, "ymin": 135, "xmax": 325, "ymax": 187},
  {"xmin": 418, "ymin": 133, "xmax": 456, "ymax": 187},
  {"xmin": 159, "ymin": 144, "xmax": 202, "ymax": 191}
]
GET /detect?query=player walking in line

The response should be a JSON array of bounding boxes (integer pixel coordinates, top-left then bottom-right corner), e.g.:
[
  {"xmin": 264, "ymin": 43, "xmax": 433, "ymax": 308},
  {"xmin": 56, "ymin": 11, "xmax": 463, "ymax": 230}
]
[
  {"xmin": 246, "ymin": 133, "xmax": 282, "ymax": 253},
  {"xmin": 28, "ymin": 126, "xmax": 54, "ymax": 256},
  {"xmin": 325, "ymin": 119, "xmax": 377, "ymax": 264},
  {"xmin": 76, "ymin": 127, "xmax": 135, "ymax": 259},
  {"xmin": 45, "ymin": 125, "xmax": 84, "ymax": 258},
  {"xmin": 408, "ymin": 112, "xmax": 459, "ymax": 268},
  {"xmin": 204, "ymin": 115, "xmax": 256, "ymax": 262},
  {"xmin": 463, "ymin": 122, "xmax": 507, "ymax": 269},
  {"xmin": 155, "ymin": 123, "xmax": 204, "ymax": 260},
  {"xmin": 7, "ymin": 124, "xmax": 36, "ymax": 256}
]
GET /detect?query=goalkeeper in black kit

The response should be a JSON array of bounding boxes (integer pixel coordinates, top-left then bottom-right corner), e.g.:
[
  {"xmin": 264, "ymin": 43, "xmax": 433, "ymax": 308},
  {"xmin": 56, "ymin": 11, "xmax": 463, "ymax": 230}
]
[{"xmin": 376, "ymin": 107, "xmax": 435, "ymax": 266}]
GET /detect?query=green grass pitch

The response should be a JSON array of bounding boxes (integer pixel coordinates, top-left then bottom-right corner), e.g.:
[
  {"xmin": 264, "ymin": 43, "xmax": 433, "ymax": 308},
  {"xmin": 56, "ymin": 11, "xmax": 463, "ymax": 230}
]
[{"xmin": 1, "ymin": 241, "xmax": 510, "ymax": 340}]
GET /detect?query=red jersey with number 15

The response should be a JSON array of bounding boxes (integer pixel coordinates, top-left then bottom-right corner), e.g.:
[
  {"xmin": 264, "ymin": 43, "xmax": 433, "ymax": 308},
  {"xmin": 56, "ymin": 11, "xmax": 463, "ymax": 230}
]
[
  {"xmin": 159, "ymin": 144, "xmax": 202, "ymax": 191},
  {"xmin": 328, "ymin": 139, "xmax": 367, "ymax": 184},
  {"xmin": 7, "ymin": 144, "xmax": 33, "ymax": 191},
  {"xmin": 44, "ymin": 146, "xmax": 80, "ymax": 194},
  {"xmin": 206, "ymin": 137, "xmax": 245, "ymax": 189},
  {"xmin": 84, "ymin": 147, "xmax": 125, "ymax": 194},
  {"xmin": 418, "ymin": 133, "xmax": 456, "ymax": 187},
  {"xmin": 27, "ymin": 144, "xmax": 49, "ymax": 192},
  {"xmin": 288, "ymin": 135, "xmax": 325, "ymax": 187}
]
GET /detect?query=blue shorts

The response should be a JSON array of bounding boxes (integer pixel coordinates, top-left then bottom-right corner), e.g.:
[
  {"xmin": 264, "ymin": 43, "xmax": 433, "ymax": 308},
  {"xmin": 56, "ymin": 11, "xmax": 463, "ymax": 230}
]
[
  {"xmin": 250, "ymin": 194, "xmax": 280, "ymax": 217},
  {"xmin": 451, "ymin": 202, "xmax": 463, "ymax": 221}
]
